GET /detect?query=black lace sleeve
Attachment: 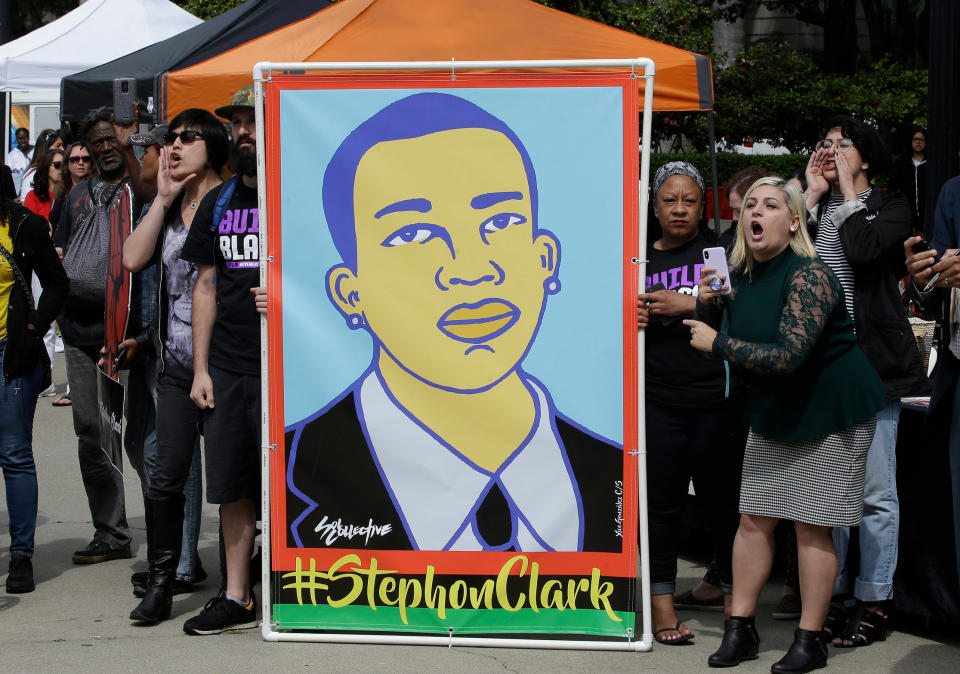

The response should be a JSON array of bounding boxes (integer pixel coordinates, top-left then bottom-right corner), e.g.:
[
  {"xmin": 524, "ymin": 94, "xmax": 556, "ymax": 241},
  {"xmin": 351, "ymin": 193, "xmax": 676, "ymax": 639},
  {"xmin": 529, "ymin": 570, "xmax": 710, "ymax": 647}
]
[{"xmin": 713, "ymin": 260, "xmax": 842, "ymax": 376}]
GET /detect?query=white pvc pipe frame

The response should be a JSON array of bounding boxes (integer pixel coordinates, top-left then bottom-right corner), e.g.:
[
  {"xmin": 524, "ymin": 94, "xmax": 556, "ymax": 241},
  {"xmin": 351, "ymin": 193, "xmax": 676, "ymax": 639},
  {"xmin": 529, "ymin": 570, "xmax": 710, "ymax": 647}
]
[{"xmin": 252, "ymin": 58, "xmax": 655, "ymax": 652}]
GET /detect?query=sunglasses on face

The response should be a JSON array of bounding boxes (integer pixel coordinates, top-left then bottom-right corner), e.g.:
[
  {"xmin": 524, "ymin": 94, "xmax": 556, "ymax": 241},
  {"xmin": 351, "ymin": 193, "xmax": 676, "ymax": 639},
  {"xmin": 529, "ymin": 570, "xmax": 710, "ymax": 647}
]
[
  {"xmin": 52, "ymin": 161, "xmax": 62, "ymax": 169},
  {"xmin": 817, "ymin": 138, "xmax": 855, "ymax": 151},
  {"xmin": 163, "ymin": 130, "xmax": 205, "ymax": 145},
  {"xmin": 69, "ymin": 155, "xmax": 91, "ymax": 164}
]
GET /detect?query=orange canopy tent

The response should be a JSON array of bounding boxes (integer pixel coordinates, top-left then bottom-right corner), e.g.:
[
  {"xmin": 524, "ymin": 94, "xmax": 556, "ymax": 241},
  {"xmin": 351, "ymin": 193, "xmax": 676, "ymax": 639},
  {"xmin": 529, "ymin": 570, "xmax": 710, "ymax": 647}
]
[{"xmin": 159, "ymin": 0, "xmax": 713, "ymax": 120}]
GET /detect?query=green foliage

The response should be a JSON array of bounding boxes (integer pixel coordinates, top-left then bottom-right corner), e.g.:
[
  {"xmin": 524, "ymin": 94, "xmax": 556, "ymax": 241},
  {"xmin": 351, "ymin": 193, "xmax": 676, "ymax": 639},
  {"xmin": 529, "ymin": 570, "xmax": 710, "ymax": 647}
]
[
  {"xmin": 536, "ymin": 0, "xmax": 714, "ymax": 57},
  {"xmin": 175, "ymin": 0, "xmax": 245, "ymax": 20},
  {"xmin": 650, "ymin": 152, "xmax": 809, "ymax": 186},
  {"xmin": 10, "ymin": 0, "xmax": 80, "ymax": 37},
  {"xmin": 713, "ymin": 42, "xmax": 927, "ymax": 152}
]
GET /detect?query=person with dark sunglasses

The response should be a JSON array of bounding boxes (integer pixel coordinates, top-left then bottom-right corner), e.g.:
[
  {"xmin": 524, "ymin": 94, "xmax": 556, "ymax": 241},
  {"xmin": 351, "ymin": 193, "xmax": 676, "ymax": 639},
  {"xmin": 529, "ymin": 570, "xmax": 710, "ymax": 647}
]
[
  {"xmin": 123, "ymin": 109, "xmax": 229, "ymax": 624},
  {"xmin": 23, "ymin": 148, "xmax": 66, "ymax": 225}
]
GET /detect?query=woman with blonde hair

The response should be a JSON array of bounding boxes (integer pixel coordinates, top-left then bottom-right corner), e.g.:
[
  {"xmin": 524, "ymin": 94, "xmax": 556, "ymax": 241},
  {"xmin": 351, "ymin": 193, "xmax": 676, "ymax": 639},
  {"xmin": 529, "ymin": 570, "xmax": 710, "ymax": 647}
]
[{"xmin": 684, "ymin": 177, "xmax": 885, "ymax": 672}]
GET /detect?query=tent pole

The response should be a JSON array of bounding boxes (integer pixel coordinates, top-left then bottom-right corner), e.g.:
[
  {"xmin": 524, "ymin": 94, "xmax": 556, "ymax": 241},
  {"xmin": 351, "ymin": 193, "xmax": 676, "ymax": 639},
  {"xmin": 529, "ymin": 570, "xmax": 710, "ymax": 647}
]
[{"xmin": 707, "ymin": 110, "xmax": 721, "ymax": 241}]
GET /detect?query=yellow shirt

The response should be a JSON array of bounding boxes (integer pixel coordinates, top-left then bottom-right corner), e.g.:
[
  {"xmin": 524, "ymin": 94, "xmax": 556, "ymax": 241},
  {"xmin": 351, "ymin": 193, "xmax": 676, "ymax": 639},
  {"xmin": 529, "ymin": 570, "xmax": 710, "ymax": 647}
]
[{"xmin": 0, "ymin": 220, "xmax": 14, "ymax": 340}]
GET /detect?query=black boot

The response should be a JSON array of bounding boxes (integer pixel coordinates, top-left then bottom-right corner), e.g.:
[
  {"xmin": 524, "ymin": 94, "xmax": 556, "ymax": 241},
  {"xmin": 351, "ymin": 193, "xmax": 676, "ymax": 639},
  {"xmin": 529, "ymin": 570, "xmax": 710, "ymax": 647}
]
[
  {"xmin": 130, "ymin": 494, "xmax": 185, "ymax": 623},
  {"xmin": 708, "ymin": 616, "xmax": 760, "ymax": 667},
  {"xmin": 770, "ymin": 628, "xmax": 827, "ymax": 673}
]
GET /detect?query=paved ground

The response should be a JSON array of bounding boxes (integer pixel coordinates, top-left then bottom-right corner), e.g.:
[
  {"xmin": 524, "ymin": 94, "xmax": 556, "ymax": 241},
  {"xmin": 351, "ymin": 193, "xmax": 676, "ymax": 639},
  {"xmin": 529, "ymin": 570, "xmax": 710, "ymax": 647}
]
[{"xmin": 1, "ymin": 360, "xmax": 958, "ymax": 672}]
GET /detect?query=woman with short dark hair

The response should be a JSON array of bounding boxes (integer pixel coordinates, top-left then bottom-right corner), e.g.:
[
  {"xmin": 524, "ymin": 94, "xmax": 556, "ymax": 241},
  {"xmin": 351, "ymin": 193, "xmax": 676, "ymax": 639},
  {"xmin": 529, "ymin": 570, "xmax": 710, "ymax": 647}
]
[{"xmin": 122, "ymin": 109, "xmax": 228, "ymax": 624}]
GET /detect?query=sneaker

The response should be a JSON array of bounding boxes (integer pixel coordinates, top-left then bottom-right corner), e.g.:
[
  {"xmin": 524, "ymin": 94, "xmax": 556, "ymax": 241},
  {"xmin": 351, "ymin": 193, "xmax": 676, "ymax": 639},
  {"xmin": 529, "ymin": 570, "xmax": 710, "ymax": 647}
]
[
  {"xmin": 183, "ymin": 593, "xmax": 258, "ymax": 635},
  {"xmin": 6, "ymin": 556, "xmax": 35, "ymax": 593},
  {"xmin": 72, "ymin": 539, "xmax": 133, "ymax": 564},
  {"xmin": 39, "ymin": 384, "xmax": 57, "ymax": 397},
  {"xmin": 772, "ymin": 592, "xmax": 803, "ymax": 620}
]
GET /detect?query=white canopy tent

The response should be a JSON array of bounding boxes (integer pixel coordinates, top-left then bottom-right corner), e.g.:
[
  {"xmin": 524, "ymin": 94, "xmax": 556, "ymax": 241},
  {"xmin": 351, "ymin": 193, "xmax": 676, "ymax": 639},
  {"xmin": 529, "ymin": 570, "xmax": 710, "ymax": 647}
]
[{"xmin": 0, "ymin": 0, "xmax": 201, "ymax": 93}]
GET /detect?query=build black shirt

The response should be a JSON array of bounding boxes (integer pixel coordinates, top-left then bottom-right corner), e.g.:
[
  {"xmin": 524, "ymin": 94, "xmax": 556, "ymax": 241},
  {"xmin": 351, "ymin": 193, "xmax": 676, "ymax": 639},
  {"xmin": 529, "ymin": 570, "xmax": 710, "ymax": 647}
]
[
  {"xmin": 180, "ymin": 180, "xmax": 260, "ymax": 376},
  {"xmin": 644, "ymin": 232, "xmax": 732, "ymax": 408}
]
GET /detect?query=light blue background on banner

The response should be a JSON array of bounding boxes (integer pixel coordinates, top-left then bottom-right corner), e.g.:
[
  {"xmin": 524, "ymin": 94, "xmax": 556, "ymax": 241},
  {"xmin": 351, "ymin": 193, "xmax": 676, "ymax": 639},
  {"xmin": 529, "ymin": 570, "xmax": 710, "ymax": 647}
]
[{"xmin": 279, "ymin": 85, "xmax": 625, "ymax": 444}]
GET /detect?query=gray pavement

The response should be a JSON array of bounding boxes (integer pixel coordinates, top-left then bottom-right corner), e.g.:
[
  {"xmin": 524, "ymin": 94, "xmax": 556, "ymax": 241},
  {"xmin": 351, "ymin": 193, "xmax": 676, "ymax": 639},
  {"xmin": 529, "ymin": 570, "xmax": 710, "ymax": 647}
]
[{"xmin": 2, "ymin": 359, "xmax": 958, "ymax": 672}]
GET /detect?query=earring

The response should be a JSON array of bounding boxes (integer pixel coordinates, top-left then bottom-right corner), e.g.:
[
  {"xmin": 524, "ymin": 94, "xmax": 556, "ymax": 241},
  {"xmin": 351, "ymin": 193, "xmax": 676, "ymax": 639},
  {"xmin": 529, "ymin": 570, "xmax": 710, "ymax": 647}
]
[
  {"xmin": 348, "ymin": 314, "xmax": 362, "ymax": 329},
  {"xmin": 545, "ymin": 277, "xmax": 561, "ymax": 294},
  {"xmin": 790, "ymin": 226, "xmax": 798, "ymax": 232}
]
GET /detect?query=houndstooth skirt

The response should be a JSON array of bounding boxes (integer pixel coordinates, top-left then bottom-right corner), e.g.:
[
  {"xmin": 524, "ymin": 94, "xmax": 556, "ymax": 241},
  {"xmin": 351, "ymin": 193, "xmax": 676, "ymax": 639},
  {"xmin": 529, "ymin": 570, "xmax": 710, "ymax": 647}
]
[{"xmin": 739, "ymin": 417, "xmax": 878, "ymax": 527}]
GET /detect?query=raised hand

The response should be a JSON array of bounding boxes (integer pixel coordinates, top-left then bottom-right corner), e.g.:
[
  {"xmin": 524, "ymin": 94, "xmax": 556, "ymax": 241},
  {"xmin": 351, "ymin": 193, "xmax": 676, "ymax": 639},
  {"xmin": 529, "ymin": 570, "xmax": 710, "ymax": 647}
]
[
  {"xmin": 805, "ymin": 148, "xmax": 829, "ymax": 202},
  {"xmin": 833, "ymin": 146, "xmax": 857, "ymax": 200},
  {"xmin": 157, "ymin": 146, "xmax": 197, "ymax": 202},
  {"xmin": 111, "ymin": 101, "xmax": 140, "ymax": 148}
]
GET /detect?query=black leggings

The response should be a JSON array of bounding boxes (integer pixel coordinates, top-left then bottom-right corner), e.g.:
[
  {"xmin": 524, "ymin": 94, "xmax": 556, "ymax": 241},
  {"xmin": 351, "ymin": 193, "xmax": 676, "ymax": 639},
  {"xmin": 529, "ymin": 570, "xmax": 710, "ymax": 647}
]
[{"xmin": 645, "ymin": 397, "xmax": 747, "ymax": 595}]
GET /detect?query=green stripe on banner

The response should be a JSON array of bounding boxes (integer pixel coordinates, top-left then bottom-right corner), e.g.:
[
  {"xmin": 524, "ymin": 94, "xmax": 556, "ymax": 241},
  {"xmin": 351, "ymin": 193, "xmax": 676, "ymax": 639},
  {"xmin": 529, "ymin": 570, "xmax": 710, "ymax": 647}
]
[{"xmin": 272, "ymin": 604, "xmax": 633, "ymax": 636}]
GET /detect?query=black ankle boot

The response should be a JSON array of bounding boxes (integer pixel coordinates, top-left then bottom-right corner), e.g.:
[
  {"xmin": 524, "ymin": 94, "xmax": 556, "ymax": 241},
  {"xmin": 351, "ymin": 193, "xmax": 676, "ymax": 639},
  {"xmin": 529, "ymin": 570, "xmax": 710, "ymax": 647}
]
[
  {"xmin": 770, "ymin": 628, "xmax": 827, "ymax": 673},
  {"xmin": 708, "ymin": 616, "xmax": 760, "ymax": 667},
  {"xmin": 130, "ymin": 494, "xmax": 185, "ymax": 624}
]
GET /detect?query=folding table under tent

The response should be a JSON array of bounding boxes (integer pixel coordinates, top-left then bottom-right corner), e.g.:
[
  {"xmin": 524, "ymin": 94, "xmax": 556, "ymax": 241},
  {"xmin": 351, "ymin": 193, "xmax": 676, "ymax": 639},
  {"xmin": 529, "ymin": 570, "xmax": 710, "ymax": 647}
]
[{"xmin": 59, "ymin": 0, "xmax": 334, "ymax": 124}]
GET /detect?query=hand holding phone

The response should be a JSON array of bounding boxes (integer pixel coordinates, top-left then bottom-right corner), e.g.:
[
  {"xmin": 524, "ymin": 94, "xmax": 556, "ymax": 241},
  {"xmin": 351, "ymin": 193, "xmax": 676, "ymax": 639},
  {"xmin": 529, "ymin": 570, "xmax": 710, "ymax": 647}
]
[
  {"xmin": 702, "ymin": 247, "xmax": 732, "ymax": 295},
  {"xmin": 923, "ymin": 248, "xmax": 960, "ymax": 292},
  {"xmin": 113, "ymin": 78, "xmax": 137, "ymax": 126}
]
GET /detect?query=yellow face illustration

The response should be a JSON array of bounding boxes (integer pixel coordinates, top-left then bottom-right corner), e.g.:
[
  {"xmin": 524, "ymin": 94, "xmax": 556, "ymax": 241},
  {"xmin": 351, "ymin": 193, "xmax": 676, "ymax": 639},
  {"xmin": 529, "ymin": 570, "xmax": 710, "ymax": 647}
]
[{"xmin": 327, "ymin": 128, "xmax": 559, "ymax": 392}]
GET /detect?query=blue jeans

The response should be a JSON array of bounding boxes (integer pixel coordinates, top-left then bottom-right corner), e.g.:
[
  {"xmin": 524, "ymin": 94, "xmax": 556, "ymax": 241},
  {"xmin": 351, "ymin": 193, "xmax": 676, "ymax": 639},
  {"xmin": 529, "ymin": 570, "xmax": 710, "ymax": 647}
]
[
  {"xmin": 0, "ymin": 341, "xmax": 42, "ymax": 557},
  {"xmin": 125, "ymin": 353, "xmax": 158, "ymax": 495},
  {"xmin": 833, "ymin": 400, "xmax": 901, "ymax": 601}
]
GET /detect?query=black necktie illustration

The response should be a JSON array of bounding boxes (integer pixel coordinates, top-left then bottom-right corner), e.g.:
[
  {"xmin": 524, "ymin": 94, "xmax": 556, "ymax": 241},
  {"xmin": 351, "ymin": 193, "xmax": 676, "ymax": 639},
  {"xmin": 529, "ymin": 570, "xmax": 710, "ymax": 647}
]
[{"xmin": 474, "ymin": 481, "xmax": 515, "ymax": 549}]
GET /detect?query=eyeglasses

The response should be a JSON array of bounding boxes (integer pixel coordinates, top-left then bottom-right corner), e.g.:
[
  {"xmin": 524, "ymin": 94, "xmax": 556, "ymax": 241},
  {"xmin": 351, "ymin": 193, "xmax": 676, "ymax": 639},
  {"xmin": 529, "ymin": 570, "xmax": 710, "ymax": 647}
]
[
  {"xmin": 69, "ymin": 155, "xmax": 91, "ymax": 164},
  {"xmin": 90, "ymin": 135, "xmax": 118, "ymax": 148},
  {"xmin": 817, "ymin": 138, "xmax": 855, "ymax": 152},
  {"xmin": 163, "ymin": 130, "xmax": 205, "ymax": 145},
  {"xmin": 52, "ymin": 161, "xmax": 62, "ymax": 169}
]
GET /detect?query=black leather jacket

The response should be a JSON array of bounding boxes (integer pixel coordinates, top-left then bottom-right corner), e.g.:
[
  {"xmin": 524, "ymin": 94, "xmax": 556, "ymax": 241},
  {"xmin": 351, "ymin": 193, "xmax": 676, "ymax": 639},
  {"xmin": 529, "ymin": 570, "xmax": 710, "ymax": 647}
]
[{"xmin": 2, "ymin": 201, "xmax": 69, "ymax": 387}]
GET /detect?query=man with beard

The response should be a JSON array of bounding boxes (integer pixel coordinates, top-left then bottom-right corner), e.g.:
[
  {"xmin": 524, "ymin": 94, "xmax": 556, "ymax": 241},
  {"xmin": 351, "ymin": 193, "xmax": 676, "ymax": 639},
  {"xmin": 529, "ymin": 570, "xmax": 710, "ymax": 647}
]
[
  {"xmin": 55, "ymin": 107, "xmax": 154, "ymax": 565},
  {"xmin": 179, "ymin": 87, "xmax": 267, "ymax": 635}
]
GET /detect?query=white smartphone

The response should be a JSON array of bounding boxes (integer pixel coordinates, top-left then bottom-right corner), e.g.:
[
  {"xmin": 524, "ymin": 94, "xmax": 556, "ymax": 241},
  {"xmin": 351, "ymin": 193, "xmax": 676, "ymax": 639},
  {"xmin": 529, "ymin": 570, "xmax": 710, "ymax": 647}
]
[{"xmin": 702, "ymin": 247, "xmax": 732, "ymax": 295}]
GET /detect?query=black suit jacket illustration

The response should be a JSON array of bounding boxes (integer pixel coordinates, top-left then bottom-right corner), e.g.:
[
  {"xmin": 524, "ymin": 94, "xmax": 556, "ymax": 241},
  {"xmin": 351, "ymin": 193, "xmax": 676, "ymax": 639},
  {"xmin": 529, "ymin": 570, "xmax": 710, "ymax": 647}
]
[{"xmin": 285, "ymin": 391, "xmax": 625, "ymax": 552}]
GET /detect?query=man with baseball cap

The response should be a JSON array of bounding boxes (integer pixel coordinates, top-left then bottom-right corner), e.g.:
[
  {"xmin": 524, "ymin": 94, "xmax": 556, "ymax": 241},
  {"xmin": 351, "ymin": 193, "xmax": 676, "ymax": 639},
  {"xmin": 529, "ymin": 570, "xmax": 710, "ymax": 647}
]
[
  {"xmin": 128, "ymin": 125, "xmax": 169, "ymax": 186},
  {"xmin": 179, "ymin": 86, "xmax": 267, "ymax": 635}
]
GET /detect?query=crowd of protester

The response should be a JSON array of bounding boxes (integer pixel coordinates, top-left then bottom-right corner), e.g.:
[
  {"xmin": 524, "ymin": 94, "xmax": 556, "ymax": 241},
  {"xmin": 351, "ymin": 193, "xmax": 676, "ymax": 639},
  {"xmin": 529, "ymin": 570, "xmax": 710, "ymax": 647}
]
[{"xmin": 0, "ymin": 95, "xmax": 955, "ymax": 667}]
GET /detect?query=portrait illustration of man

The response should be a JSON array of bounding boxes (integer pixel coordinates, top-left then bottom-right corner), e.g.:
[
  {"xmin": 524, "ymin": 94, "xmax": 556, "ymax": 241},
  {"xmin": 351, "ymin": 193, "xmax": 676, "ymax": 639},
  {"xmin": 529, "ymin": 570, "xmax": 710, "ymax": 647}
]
[{"xmin": 285, "ymin": 92, "xmax": 623, "ymax": 553}]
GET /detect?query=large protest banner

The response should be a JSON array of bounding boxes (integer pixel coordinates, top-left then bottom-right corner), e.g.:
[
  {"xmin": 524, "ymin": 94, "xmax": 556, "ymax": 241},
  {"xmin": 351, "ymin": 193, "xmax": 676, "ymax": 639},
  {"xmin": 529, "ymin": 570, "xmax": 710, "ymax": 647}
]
[{"xmin": 263, "ymin": 72, "xmax": 641, "ymax": 642}]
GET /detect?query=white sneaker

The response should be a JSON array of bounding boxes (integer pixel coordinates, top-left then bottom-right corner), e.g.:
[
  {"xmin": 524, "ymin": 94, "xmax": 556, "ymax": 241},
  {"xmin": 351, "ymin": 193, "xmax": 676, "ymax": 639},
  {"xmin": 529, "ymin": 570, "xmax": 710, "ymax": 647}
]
[{"xmin": 39, "ymin": 384, "xmax": 57, "ymax": 397}]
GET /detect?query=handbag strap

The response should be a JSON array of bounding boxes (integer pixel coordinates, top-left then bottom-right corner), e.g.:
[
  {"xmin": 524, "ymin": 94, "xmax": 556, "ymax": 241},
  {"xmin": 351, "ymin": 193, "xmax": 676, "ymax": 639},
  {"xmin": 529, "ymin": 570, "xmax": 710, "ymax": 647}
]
[{"xmin": 0, "ymin": 236, "xmax": 36, "ymax": 311}]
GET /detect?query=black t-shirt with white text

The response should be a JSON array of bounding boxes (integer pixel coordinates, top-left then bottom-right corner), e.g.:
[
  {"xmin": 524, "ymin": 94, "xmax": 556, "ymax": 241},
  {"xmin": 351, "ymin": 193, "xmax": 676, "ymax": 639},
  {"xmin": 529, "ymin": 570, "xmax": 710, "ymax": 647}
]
[
  {"xmin": 644, "ymin": 232, "xmax": 732, "ymax": 408},
  {"xmin": 180, "ymin": 180, "xmax": 260, "ymax": 376}
]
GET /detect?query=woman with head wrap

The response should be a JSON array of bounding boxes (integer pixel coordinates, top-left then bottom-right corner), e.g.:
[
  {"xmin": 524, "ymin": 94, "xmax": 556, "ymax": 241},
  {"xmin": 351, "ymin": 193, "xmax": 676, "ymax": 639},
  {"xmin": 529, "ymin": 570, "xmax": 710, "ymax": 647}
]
[{"xmin": 637, "ymin": 161, "xmax": 748, "ymax": 645}]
